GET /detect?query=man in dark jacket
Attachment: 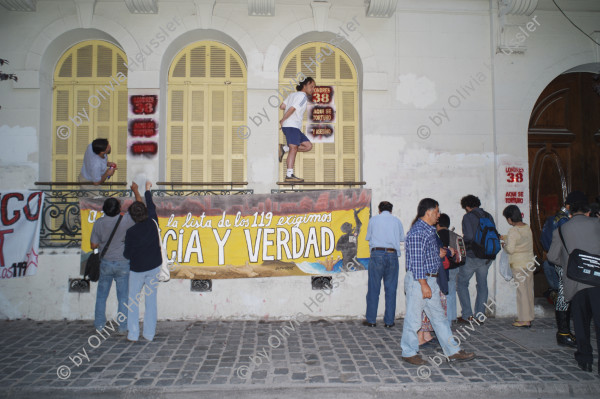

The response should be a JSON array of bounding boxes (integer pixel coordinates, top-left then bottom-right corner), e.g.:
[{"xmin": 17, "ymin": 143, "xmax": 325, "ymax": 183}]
[
  {"xmin": 548, "ymin": 202, "xmax": 600, "ymax": 373},
  {"xmin": 124, "ymin": 181, "xmax": 162, "ymax": 342}
]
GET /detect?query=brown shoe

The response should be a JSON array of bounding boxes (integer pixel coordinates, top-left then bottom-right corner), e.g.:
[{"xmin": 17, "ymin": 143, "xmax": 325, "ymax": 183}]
[
  {"xmin": 457, "ymin": 316, "xmax": 474, "ymax": 324},
  {"xmin": 448, "ymin": 350, "xmax": 475, "ymax": 363},
  {"xmin": 402, "ymin": 355, "xmax": 427, "ymax": 366}
]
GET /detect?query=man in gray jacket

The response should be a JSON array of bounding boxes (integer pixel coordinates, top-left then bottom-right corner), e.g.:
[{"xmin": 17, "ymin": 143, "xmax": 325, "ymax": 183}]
[{"xmin": 548, "ymin": 202, "xmax": 600, "ymax": 374}]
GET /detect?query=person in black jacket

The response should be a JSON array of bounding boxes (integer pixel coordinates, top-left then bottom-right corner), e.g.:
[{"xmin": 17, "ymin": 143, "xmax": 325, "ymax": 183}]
[{"xmin": 124, "ymin": 181, "xmax": 162, "ymax": 342}]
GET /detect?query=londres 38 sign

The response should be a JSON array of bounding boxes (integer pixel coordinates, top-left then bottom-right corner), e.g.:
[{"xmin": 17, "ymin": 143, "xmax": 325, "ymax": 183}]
[{"xmin": 80, "ymin": 189, "xmax": 371, "ymax": 279}]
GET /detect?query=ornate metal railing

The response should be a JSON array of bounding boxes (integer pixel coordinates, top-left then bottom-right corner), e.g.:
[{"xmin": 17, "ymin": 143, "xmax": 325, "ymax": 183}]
[
  {"xmin": 155, "ymin": 182, "xmax": 253, "ymax": 197},
  {"xmin": 272, "ymin": 181, "xmax": 367, "ymax": 193},
  {"xmin": 35, "ymin": 183, "xmax": 253, "ymax": 248}
]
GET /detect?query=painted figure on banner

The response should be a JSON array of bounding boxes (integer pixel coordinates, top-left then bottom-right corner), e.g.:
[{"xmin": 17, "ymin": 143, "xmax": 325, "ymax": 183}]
[{"xmin": 336, "ymin": 207, "xmax": 366, "ymax": 271}]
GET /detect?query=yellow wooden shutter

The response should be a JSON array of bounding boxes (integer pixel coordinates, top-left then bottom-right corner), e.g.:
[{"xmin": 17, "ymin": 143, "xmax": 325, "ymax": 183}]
[
  {"xmin": 167, "ymin": 41, "xmax": 247, "ymax": 186},
  {"xmin": 279, "ymin": 43, "xmax": 360, "ymax": 186},
  {"xmin": 52, "ymin": 40, "xmax": 128, "ymax": 183},
  {"xmin": 53, "ymin": 87, "xmax": 72, "ymax": 181}
]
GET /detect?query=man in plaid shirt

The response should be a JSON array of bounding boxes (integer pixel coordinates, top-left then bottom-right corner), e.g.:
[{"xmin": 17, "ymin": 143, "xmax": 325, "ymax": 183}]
[{"xmin": 400, "ymin": 198, "xmax": 476, "ymax": 365}]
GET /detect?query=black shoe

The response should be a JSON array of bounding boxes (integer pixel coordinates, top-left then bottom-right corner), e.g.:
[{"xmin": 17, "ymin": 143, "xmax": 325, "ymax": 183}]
[
  {"xmin": 577, "ymin": 361, "xmax": 593, "ymax": 372},
  {"xmin": 284, "ymin": 174, "xmax": 304, "ymax": 183},
  {"xmin": 556, "ymin": 332, "xmax": 577, "ymax": 347},
  {"xmin": 362, "ymin": 321, "xmax": 376, "ymax": 327},
  {"xmin": 384, "ymin": 323, "xmax": 395, "ymax": 328}
]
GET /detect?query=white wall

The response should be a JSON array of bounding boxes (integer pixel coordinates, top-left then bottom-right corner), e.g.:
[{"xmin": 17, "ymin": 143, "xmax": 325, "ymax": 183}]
[{"xmin": 1, "ymin": 0, "xmax": 599, "ymax": 320}]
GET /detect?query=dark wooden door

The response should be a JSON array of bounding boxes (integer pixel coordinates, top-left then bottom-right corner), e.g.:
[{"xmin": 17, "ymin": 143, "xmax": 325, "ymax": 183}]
[{"xmin": 528, "ymin": 72, "xmax": 600, "ymax": 295}]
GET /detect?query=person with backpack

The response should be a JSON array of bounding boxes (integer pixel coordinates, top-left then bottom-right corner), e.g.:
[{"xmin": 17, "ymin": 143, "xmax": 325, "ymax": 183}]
[{"xmin": 456, "ymin": 195, "xmax": 501, "ymax": 324}]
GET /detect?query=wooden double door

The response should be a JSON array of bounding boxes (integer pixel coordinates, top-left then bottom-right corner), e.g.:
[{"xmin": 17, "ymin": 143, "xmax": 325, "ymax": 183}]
[{"xmin": 528, "ymin": 72, "xmax": 600, "ymax": 295}]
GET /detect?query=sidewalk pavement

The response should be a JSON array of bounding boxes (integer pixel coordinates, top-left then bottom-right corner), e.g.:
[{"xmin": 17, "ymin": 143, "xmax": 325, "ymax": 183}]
[{"xmin": 0, "ymin": 317, "xmax": 598, "ymax": 398}]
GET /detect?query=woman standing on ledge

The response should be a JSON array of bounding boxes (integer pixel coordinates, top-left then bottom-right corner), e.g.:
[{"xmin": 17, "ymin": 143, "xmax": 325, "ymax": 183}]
[{"xmin": 502, "ymin": 205, "xmax": 535, "ymax": 328}]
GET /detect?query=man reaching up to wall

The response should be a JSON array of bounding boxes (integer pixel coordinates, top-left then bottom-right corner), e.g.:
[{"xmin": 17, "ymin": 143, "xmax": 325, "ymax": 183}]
[{"xmin": 79, "ymin": 138, "xmax": 117, "ymax": 187}]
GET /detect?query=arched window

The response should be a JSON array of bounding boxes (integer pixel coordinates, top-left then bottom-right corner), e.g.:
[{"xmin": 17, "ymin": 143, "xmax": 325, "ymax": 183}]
[
  {"xmin": 167, "ymin": 41, "xmax": 247, "ymax": 184},
  {"xmin": 279, "ymin": 42, "xmax": 359, "ymax": 184},
  {"xmin": 53, "ymin": 40, "xmax": 128, "ymax": 182}
]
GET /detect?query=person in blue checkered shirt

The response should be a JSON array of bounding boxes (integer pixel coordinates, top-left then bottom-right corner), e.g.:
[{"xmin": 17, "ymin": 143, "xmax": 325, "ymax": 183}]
[{"xmin": 400, "ymin": 198, "xmax": 476, "ymax": 366}]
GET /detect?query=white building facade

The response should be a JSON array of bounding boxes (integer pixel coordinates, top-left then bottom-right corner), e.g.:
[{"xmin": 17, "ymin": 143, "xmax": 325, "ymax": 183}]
[{"xmin": 0, "ymin": 0, "xmax": 599, "ymax": 321}]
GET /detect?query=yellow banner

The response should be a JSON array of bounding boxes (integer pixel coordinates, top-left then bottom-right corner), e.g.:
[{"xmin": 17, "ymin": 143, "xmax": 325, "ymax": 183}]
[{"xmin": 80, "ymin": 189, "xmax": 372, "ymax": 279}]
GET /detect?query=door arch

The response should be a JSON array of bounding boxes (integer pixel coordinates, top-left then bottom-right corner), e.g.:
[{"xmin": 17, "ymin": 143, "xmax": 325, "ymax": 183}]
[{"xmin": 528, "ymin": 70, "xmax": 600, "ymax": 285}]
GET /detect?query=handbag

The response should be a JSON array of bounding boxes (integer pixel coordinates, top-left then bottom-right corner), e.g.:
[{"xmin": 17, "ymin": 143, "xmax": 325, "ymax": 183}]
[
  {"xmin": 499, "ymin": 249, "xmax": 512, "ymax": 281},
  {"xmin": 559, "ymin": 226, "xmax": 600, "ymax": 287},
  {"xmin": 153, "ymin": 219, "xmax": 172, "ymax": 282},
  {"xmin": 85, "ymin": 215, "xmax": 123, "ymax": 282},
  {"xmin": 448, "ymin": 230, "xmax": 466, "ymax": 266}
]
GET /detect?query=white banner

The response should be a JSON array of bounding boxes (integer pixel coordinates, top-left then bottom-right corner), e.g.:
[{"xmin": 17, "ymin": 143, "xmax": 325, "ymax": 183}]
[{"xmin": 0, "ymin": 191, "xmax": 45, "ymax": 279}]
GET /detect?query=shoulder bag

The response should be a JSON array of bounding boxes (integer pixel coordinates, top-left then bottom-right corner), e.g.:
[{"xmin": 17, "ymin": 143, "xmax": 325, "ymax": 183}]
[
  {"xmin": 85, "ymin": 215, "xmax": 123, "ymax": 282},
  {"xmin": 558, "ymin": 226, "xmax": 600, "ymax": 287}
]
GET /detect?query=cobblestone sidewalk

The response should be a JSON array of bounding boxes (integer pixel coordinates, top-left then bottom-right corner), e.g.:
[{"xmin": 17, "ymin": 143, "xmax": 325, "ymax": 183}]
[{"xmin": 0, "ymin": 317, "xmax": 598, "ymax": 398}]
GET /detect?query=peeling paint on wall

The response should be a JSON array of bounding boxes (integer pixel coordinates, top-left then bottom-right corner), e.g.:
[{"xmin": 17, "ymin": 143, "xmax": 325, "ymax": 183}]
[{"xmin": 396, "ymin": 74, "xmax": 437, "ymax": 108}]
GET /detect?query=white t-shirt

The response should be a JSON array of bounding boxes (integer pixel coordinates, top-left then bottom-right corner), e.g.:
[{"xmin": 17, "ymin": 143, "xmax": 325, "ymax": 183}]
[
  {"xmin": 282, "ymin": 91, "xmax": 309, "ymax": 130},
  {"xmin": 80, "ymin": 143, "xmax": 107, "ymax": 183}
]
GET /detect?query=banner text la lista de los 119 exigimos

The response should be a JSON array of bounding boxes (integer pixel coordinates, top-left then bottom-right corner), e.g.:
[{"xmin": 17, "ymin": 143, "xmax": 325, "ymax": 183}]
[{"xmin": 80, "ymin": 189, "xmax": 372, "ymax": 279}]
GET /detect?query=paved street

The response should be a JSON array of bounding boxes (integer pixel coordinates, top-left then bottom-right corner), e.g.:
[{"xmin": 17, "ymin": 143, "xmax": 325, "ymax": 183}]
[{"xmin": 0, "ymin": 317, "xmax": 598, "ymax": 398}]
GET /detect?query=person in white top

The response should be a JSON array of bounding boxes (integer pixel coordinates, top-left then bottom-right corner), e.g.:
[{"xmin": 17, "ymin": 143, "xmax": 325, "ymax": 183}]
[{"xmin": 279, "ymin": 77, "xmax": 315, "ymax": 182}]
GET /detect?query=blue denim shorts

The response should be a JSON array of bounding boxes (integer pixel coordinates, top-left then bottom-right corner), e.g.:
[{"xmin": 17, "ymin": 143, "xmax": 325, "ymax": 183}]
[{"xmin": 282, "ymin": 127, "xmax": 310, "ymax": 146}]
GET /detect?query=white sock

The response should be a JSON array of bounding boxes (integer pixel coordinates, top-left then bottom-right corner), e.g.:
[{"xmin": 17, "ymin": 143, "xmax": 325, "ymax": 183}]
[
  {"xmin": 287, "ymin": 169, "xmax": 293, "ymax": 177},
  {"xmin": 283, "ymin": 145, "xmax": 289, "ymax": 152}
]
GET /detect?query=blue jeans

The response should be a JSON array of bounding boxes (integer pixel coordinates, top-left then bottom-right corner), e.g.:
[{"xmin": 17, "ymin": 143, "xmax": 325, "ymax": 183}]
[
  {"xmin": 457, "ymin": 256, "xmax": 491, "ymax": 319},
  {"xmin": 94, "ymin": 259, "xmax": 129, "ymax": 332},
  {"xmin": 127, "ymin": 266, "xmax": 160, "ymax": 341},
  {"xmin": 543, "ymin": 260, "xmax": 559, "ymax": 291},
  {"xmin": 447, "ymin": 268, "xmax": 459, "ymax": 323},
  {"xmin": 365, "ymin": 250, "xmax": 399, "ymax": 325},
  {"xmin": 401, "ymin": 271, "xmax": 460, "ymax": 357}
]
